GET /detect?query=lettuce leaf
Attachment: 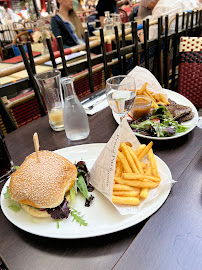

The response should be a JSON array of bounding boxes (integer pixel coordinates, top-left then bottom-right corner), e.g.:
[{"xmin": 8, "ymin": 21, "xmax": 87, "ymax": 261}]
[
  {"xmin": 8, "ymin": 204, "xmax": 21, "ymax": 212},
  {"xmin": 4, "ymin": 187, "xmax": 10, "ymax": 199},
  {"xmin": 77, "ymin": 175, "xmax": 89, "ymax": 200},
  {"xmin": 70, "ymin": 184, "xmax": 77, "ymax": 204},
  {"xmin": 56, "ymin": 219, "xmax": 60, "ymax": 229}
]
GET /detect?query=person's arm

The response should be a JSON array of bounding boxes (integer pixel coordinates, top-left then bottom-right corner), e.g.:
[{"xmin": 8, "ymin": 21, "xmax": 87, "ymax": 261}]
[
  {"xmin": 117, "ymin": 0, "xmax": 129, "ymax": 8},
  {"xmin": 51, "ymin": 17, "xmax": 62, "ymax": 39},
  {"xmin": 147, "ymin": 0, "xmax": 159, "ymax": 10}
]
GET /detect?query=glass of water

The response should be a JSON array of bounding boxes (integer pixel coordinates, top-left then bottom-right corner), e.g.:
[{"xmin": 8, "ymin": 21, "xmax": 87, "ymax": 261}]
[{"xmin": 106, "ymin": 75, "xmax": 136, "ymax": 121}]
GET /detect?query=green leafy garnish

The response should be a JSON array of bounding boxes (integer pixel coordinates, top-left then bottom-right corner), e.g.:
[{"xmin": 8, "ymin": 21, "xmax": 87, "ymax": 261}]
[
  {"xmin": 70, "ymin": 207, "xmax": 88, "ymax": 226},
  {"xmin": 56, "ymin": 219, "xmax": 60, "ymax": 229},
  {"xmin": 8, "ymin": 204, "xmax": 21, "ymax": 212},
  {"xmin": 14, "ymin": 166, "xmax": 19, "ymax": 170},
  {"xmin": 70, "ymin": 182, "xmax": 77, "ymax": 204},
  {"xmin": 4, "ymin": 187, "xmax": 10, "ymax": 199},
  {"xmin": 77, "ymin": 175, "xmax": 89, "ymax": 200}
]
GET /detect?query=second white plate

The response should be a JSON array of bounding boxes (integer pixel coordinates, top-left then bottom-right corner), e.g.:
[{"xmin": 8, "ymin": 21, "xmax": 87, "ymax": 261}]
[{"xmin": 113, "ymin": 89, "xmax": 198, "ymax": 140}]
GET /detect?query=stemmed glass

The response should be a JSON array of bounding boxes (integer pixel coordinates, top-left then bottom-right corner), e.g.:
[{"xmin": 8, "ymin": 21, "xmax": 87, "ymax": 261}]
[{"xmin": 106, "ymin": 75, "xmax": 136, "ymax": 121}]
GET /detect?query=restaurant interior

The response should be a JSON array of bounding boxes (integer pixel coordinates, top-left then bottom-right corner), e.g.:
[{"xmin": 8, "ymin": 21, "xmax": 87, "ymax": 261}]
[{"xmin": 0, "ymin": 0, "xmax": 202, "ymax": 269}]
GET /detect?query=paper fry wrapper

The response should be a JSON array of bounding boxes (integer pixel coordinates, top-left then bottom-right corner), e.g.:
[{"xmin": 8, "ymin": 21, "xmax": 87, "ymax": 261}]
[
  {"xmin": 127, "ymin": 66, "xmax": 168, "ymax": 98},
  {"xmin": 90, "ymin": 119, "xmax": 175, "ymax": 215}
]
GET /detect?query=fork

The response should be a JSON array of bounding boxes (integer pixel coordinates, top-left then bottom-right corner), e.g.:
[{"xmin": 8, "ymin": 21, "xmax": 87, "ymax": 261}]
[{"xmin": 84, "ymin": 97, "xmax": 106, "ymax": 111}]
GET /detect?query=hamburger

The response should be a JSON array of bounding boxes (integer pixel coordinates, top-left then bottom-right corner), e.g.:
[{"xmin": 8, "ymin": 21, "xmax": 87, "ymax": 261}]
[{"xmin": 9, "ymin": 150, "xmax": 77, "ymax": 219}]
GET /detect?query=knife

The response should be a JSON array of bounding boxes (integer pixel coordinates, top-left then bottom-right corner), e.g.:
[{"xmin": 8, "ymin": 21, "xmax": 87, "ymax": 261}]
[{"xmin": 81, "ymin": 90, "xmax": 106, "ymax": 105}]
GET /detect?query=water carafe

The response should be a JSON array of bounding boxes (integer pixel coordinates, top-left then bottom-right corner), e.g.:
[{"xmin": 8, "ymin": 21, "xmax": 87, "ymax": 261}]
[{"xmin": 60, "ymin": 77, "xmax": 90, "ymax": 141}]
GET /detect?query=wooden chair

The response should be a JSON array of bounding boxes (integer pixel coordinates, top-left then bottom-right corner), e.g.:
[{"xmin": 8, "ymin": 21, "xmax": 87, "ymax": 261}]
[
  {"xmin": 0, "ymin": 97, "xmax": 17, "ymax": 135},
  {"xmin": 0, "ymin": 40, "xmax": 47, "ymax": 135},
  {"xmin": 109, "ymin": 18, "xmax": 163, "ymax": 85},
  {"xmin": 54, "ymin": 34, "xmax": 106, "ymax": 96},
  {"xmin": 164, "ymin": 10, "xmax": 201, "ymax": 90}
]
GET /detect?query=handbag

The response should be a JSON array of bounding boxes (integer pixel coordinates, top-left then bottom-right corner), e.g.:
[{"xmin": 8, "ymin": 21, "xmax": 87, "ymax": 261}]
[{"xmin": 177, "ymin": 36, "xmax": 202, "ymax": 109}]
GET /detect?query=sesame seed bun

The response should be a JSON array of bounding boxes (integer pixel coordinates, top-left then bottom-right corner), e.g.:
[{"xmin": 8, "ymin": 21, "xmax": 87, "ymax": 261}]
[{"xmin": 9, "ymin": 151, "xmax": 77, "ymax": 210}]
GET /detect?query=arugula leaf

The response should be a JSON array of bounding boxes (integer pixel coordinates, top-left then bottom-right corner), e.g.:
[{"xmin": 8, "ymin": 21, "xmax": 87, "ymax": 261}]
[
  {"xmin": 70, "ymin": 207, "xmax": 88, "ymax": 226},
  {"xmin": 4, "ymin": 187, "xmax": 10, "ymax": 199},
  {"xmin": 14, "ymin": 166, "xmax": 19, "ymax": 170},
  {"xmin": 56, "ymin": 219, "xmax": 60, "ymax": 229},
  {"xmin": 70, "ymin": 184, "xmax": 77, "ymax": 204},
  {"xmin": 77, "ymin": 175, "xmax": 89, "ymax": 200},
  {"xmin": 8, "ymin": 204, "xmax": 21, "ymax": 212}
]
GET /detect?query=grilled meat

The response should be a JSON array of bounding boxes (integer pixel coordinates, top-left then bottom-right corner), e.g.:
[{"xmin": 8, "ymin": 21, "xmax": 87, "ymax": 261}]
[{"xmin": 166, "ymin": 99, "xmax": 194, "ymax": 122}]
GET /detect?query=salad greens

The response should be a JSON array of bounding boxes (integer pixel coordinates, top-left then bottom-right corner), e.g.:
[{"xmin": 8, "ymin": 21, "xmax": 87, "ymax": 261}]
[
  {"xmin": 8, "ymin": 203, "xmax": 21, "ymax": 212},
  {"xmin": 70, "ymin": 207, "xmax": 88, "ymax": 226},
  {"xmin": 4, "ymin": 187, "xmax": 10, "ymax": 199},
  {"xmin": 130, "ymin": 106, "xmax": 188, "ymax": 137},
  {"xmin": 77, "ymin": 175, "xmax": 89, "ymax": 200},
  {"xmin": 70, "ymin": 183, "xmax": 77, "ymax": 204},
  {"xmin": 56, "ymin": 219, "xmax": 60, "ymax": 229}
]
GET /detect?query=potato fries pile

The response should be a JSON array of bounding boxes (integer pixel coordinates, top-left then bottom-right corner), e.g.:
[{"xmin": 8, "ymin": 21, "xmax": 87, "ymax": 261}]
[
  {"xmin": 137, "ymin": 83, "xmax": 170, "ymax": 108},
  {"xmin": 112, "ymin": 141, "xmax": 161, "ymax": 206}
]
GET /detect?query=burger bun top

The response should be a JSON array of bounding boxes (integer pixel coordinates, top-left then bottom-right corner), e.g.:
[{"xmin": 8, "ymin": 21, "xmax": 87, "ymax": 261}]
[{"xmin": 9, "ymin": 150, "xmax": 77, "ymax": 209}]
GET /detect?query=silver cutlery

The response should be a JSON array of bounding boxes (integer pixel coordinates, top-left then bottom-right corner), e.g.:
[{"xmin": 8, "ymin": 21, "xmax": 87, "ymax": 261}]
[
  {"xmin": 81, "ymin": 91, "xmax": 105, "ymax": 105},
  {"xmin": 84, "ymin": 97, "xmax": 106, "ymax": 111}
]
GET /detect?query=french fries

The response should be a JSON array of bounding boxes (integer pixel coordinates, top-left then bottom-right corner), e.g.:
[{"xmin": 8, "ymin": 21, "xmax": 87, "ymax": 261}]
[
  {"xmin": 137, "ymin": 84, "xmax": 170, "ymax": 108},
  {"xmin": 112, "ymin": 142, "xmax": 161, "ymax": 206}
]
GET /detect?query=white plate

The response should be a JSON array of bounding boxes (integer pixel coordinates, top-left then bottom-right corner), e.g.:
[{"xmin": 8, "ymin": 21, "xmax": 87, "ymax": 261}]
[
  {"xmin": 1, "ymin": 144, "xmax": 172, "ymax": 239},
  {"xmin": 113, "ymin": 89, "xmax": 198, "ymax": 140}
]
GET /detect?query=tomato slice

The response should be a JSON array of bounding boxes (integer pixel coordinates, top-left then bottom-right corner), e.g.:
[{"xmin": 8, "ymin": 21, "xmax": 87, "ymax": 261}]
[{"xmin": 152, "ymin": 118, "xmax": 160, "ymax": 124}]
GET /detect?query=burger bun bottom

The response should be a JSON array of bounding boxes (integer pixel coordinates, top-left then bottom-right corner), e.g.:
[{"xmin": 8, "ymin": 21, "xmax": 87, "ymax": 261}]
[
  {"xmin": 20, "ymin": 203, "xmax": 51, "ymax": 218},
  {"xmin": 20, "ymin": 194, "xmax": 71, "ymax": 218}
]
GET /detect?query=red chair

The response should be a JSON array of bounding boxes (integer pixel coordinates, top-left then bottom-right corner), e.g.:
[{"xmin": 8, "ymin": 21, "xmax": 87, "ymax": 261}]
[
  {"xmin": 118, "ymin": 8, "xmax": 129, "ymax": 23},
  {"xmin": 177, "ymin": 36, "xmax": 202, "ymax": 109}
]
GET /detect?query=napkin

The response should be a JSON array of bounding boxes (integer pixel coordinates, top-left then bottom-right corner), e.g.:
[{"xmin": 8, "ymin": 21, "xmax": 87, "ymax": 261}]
[
  {"xmin": 90, "ymin": 118, "xmax": 175, "ymax": 215},
  {"xmin": 82, "ymin": 94, "xmax": 109, "ymax": 115}
]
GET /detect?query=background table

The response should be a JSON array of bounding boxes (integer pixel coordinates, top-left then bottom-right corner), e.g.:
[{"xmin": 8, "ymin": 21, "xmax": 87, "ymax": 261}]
[{"xmin": 0, "ymin": 107, "xmax": 201, "ymax": 270}]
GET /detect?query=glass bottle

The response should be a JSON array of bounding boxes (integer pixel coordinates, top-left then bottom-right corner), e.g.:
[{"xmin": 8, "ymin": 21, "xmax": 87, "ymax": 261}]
[
  {"xmin": 112, "ymin": 13, "xmax": 121, "ymax": 32},
  {"xmin": 103, "ymin": 11, "xmax": 113, "ymax": 36},
  {"xmin": 60, "ymin": 77, "xmax": 90, "ymax": 141}
]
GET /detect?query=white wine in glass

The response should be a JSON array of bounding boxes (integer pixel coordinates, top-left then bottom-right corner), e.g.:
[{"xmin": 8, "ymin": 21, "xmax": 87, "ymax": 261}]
[{"xmin": 106, "ymin": 75, "xmax": 136, "ymax": 120}]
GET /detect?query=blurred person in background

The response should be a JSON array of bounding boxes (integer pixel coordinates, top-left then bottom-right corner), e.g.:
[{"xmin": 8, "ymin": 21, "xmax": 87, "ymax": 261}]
[
  {"xmin": 2, "ymin": 3, "xmax": 13, "ymax": 20},
  {"xmin": 138, "ymin": 0, "xmax": 159, "ymax": 19},
  {"xmin": 0, "ymin": 5, "xmax": 3, "ymax": 20},
  {"xmin": 148, "ymin": 0, "xmax": 202, "ymax": 40},
  {"xmin": 73, "ymin": 0, "xmax": 85, "ymax": 11},
  {"xmin": 1, "ymin": 2, "xmax": 20, "ymax": 24},
  {"xmin": 51, "ymin": 0, "xmax": 85, "ymax": 48},
  {"xmin": 96, "ymin": 0, "xmax": 130, "ymax": 27},
  {"xmin": 86, "ymin": 0, "xmax": 96, "ymax": 11}
]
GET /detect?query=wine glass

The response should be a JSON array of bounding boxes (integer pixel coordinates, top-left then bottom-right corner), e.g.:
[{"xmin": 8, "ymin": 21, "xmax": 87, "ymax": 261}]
[{"xmin": 106, "ymin": 75, "xmax": 136, "ymax": 121}]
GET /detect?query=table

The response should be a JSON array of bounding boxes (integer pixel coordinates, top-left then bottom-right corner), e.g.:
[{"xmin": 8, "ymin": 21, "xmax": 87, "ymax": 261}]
[
  {"xmin": 0, "ymin": 63, "xmax": 53, "ymax": 85},
  {"xmin": 2, "ymin": 52, "xmax": 41, "ymax": 64},
  {"xmin": 0, "ymin": 106, "xmax": 202, "ymax": 270}
]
